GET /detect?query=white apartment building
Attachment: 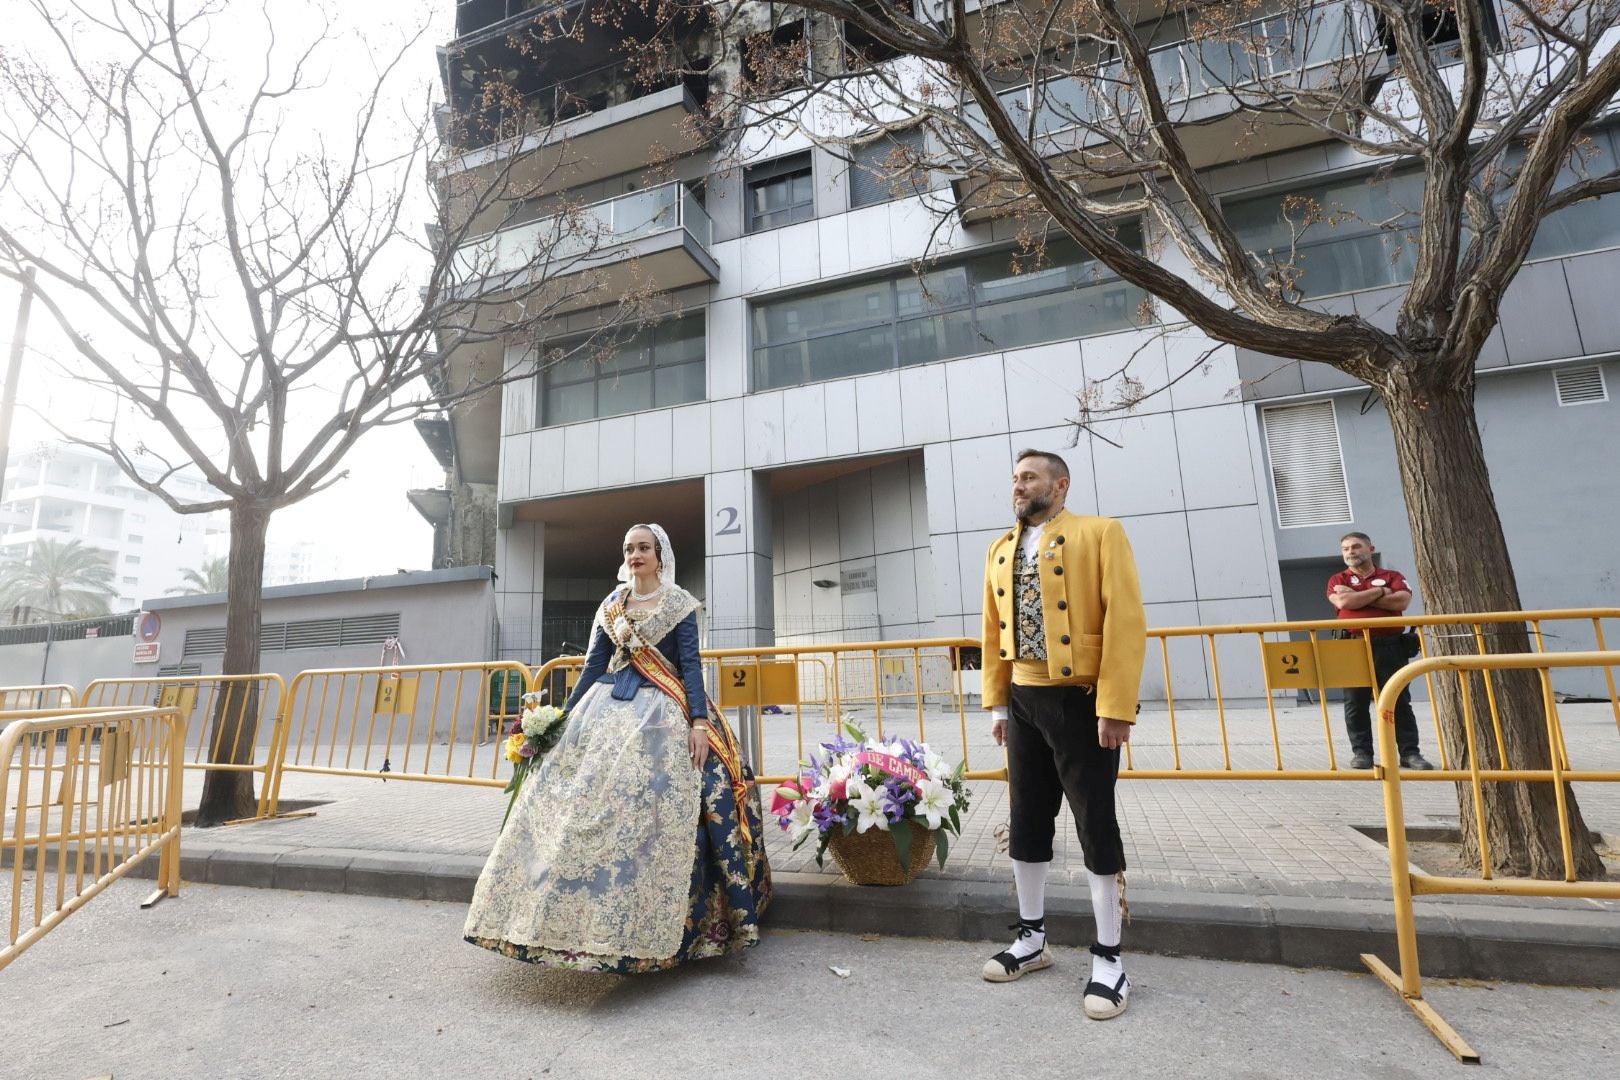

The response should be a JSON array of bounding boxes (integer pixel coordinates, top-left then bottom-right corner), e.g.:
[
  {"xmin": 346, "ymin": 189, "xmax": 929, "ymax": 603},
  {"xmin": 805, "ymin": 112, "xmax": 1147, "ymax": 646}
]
[
  {"xmin": 0, "ymin": 443, "xmax": 228, "ymax": 613},
  {"xmin": 425, "ymin": 1, "xmax": 1620, "ymax": 697}
]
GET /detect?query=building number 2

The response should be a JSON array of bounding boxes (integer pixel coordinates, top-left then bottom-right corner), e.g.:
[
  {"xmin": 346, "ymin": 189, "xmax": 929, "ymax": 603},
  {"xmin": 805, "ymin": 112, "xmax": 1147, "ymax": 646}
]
[{"xmin": 715, "ymin": 506, "xmax": 741, "ymax": 535}]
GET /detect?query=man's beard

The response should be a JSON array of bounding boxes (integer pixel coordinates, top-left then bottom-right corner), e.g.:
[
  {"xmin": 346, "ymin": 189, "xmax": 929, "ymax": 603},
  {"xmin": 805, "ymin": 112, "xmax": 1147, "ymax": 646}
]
[{"xmin": 1016, "ymin": 492, "xmax": 1051, "ymax": 525}]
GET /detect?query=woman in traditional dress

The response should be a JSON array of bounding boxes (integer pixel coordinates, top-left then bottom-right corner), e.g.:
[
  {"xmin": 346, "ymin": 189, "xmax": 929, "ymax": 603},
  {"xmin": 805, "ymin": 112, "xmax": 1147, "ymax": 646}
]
[{"xmin": 464, "ymin": 523, "xmax": 771, "ymax": 972}]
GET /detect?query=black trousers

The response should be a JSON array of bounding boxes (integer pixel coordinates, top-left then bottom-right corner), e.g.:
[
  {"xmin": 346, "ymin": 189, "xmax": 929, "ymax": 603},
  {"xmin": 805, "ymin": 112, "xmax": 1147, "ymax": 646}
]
[
  {"xmin": 1343, "ymin": 636, "xmax": 1423, "ymax": 759},
  {"xmin": 1006, "ymin": 683, "xmax": 1125, "ymax": 874}
]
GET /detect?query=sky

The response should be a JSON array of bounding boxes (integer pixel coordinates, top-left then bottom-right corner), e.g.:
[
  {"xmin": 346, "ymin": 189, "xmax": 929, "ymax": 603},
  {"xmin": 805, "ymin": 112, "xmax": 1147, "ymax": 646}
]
[{"xmin": 0, "ymin": 0, "xmax": 460, "ymax": 577}]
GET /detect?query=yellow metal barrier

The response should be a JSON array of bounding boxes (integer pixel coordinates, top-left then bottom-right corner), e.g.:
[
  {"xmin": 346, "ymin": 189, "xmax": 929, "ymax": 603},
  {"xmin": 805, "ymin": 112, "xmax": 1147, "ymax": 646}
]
[
  {"xmin": 0, "ymin": 685, "xmax": 76, "ymax": 711},
  {"xmin": 0, "ymin": 706, "xmax": 185, "ymax": 973},
  {"xmin": 1363, "ymin": 650, "xmax": 1620, "ymax": 1063},
  {"xmin": 532, "ymin": 640, "xmax": 989, "ymax": 788},
  {"xmin": 266, "ymin": 662, "xmax": 535, "ymax": 811},
  {"xmin": 1128, "ymin": 608, "xmax": 1620, "ymax": 779},
  {"xmin": 81, "ymin": 675, "xmax": 289, "ymax": 822},
  {"xmin": 521, "ymin": 610, "xmax": 1620, "ymax": 790}
]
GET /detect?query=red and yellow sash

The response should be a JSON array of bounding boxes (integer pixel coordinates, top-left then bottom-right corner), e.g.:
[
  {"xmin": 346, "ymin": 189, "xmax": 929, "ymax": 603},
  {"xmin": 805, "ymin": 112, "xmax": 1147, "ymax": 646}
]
[{"xmin": 601, "ymin": 598, "xmax": 755, "ymax": 850}]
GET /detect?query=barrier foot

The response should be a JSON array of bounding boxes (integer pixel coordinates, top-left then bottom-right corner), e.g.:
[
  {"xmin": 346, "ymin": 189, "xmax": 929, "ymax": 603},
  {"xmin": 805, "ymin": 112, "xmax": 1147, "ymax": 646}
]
[
  {"xmin": 1361, "ymin": 953, "xmax": 1481, "ymax": 1064},
  {"xmin": 224, "ymin": 810, "xmax": 319, "ymax": 827},
  {"xmin": 140, "ymin": 888, "xmax": 172, "ymax": 910}
]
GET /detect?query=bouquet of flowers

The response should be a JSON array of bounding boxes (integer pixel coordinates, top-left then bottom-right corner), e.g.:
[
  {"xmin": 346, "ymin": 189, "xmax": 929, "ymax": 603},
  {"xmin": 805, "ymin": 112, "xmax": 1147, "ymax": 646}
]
[
  {"xmin": 770, "ymin": 725, "xmax": 971, "ymax": 874},
  {"xmin": 501, "ymin": 692, "xmax": 567, "ymax": 828}
]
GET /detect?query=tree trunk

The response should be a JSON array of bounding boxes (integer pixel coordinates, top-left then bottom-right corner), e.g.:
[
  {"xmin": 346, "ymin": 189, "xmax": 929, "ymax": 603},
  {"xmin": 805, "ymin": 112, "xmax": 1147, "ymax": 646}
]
[
  {"xmin": 1380, "ymin": 368, "xmax": 1603, "ymax": 878},
  {"xmin": 195, "ymin": 502, "xmax": 270, "ymax": 826}
]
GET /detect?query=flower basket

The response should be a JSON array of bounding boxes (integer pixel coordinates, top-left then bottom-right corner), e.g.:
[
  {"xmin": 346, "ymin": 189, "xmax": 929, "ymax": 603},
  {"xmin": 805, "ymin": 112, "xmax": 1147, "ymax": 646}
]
[
  {"xmin": 827, "ymin": 821, "xmax": 937, "ymax": 886},
  {"xmin": 772, "ymin": 724, "xmax": 970, "ymax": 884}
]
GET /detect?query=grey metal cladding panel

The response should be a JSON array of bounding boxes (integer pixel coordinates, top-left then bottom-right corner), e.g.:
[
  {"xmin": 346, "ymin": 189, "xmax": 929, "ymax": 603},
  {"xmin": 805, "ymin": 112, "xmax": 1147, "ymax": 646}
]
[
  {"xmin": 1236, "ymin": 348, "xmax": 1305, "ymax": 400},
  {"xmin": 1563, "ymin": 248, "xmax": 1620, "ymax": 355},
  {"xmin": 1299, "ymin": 358, "xmax": 1365, "ymax": 393},
  {"xmin": 1351, "ymin": 285, "xmax": 1405, "ymax": 334},
  {"xmin": 1498, "ymin": 260, "xmax": 1582, "ymax": 364}
]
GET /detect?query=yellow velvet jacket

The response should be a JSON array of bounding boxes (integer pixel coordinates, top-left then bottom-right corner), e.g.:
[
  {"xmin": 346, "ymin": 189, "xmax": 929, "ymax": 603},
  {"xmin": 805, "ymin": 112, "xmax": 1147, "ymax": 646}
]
[{"xmin": 980, "ymin": 509, "xmax": 1148, "ymax": 722}]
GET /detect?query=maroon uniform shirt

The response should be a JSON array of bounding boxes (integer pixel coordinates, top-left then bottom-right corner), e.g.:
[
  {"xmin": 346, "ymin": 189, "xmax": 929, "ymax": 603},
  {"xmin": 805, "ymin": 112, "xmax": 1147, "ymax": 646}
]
[{"xmin": 1327, "ymin": 566, "xmax": 1410, "ymax": 637}]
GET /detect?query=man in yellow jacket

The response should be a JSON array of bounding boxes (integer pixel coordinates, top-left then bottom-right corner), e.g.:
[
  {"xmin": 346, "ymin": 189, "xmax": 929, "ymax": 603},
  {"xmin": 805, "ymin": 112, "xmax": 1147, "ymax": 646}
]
[{"xmin": 979, "ymin": 449, "xmax": 1146, "ymax": 1020}]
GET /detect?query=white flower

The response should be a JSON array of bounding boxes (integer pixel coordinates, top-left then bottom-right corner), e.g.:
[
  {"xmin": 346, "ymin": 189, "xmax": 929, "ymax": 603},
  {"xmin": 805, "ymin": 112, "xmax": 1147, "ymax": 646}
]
[
  {"xmin": 847, "ymin": 778, "xmax": 889, "ymax": 833},
  {"xmin": 914, "ymin": 777, "xmax": 954, "ymax": 831},
  {"xmin": 809, "ymin": 780, "xmax": 831, "ymax": 803},
  {"xmin": 521, "ymin": 705, "xmax": 565, "ymax": 739},
  {"xmin": 787, "ymin": 799, "xmax": 818, "ymax": 845},
  {"xmin": 923, "ymin": 751, "xmax": 950, "ymax": 779}
]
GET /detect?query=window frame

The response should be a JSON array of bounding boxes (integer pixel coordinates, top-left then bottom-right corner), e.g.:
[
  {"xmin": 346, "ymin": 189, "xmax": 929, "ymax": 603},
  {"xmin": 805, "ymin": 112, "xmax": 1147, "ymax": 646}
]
[
  {"xmin": 749, "ymin": 226, "xmax": 1150, "ymax": 392},
  {"xmin": 1225, "ymin": 124, "xmax": 1620, "ymax": 301},
  {"xmin": 745, "ymin": 152, "xmax": 816, "ymax": 234},
  {"xmin": 535, "ymin": 310, "xmax": 707, "ymax": 428}
]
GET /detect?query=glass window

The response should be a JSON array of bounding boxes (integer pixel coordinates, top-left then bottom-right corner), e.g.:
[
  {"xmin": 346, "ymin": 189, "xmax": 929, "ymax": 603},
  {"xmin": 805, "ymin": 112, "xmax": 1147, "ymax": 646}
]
[
  {"xmin": 1526, "ymin": 127, "xmax": 1620, "ymax": 260},
  {"xmin": 1228, "ymin": 169, "xmax": 1424, "ymax": 298},
  {"xmin": 537, "ymin": 311, "xmax": 706, "ymax": 427},
  {"xmin": 1231, "ymin": 129, "xmax": 1620, "ymax": 299},
  {"xmin": 746, "ymin": 153, "xmax": 814, "ymax": 233},
  {"xmin": 750, "ymin": 226, "xmax": 1150, "ymax": 391}
]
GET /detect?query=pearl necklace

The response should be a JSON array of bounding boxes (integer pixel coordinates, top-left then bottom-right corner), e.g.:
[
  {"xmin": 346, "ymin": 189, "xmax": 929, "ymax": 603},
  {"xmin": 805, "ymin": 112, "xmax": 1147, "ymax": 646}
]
[{"xmin": 629, "ymin": 581, "xmax": 666, "ymax": 602}]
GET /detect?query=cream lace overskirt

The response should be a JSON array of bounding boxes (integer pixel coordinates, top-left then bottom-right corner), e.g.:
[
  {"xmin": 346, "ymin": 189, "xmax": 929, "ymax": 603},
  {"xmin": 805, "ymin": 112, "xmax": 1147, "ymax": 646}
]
[{"xmin": 463, "ymin": 681, "xmax": 700, "ymax": 960}]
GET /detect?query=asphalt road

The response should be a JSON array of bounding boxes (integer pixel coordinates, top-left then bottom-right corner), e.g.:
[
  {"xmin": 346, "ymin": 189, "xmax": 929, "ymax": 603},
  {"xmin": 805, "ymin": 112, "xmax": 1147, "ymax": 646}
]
[{"xmin": 1, "ymin": 879, "xmax": 1613, "ymax": 1079}]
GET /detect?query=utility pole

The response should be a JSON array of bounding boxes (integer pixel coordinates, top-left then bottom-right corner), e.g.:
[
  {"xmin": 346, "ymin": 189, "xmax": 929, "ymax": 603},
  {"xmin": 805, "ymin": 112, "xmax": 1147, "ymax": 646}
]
[{"xmin": 0, "ymin": 267, "xmax": 36, "ymax": 488}]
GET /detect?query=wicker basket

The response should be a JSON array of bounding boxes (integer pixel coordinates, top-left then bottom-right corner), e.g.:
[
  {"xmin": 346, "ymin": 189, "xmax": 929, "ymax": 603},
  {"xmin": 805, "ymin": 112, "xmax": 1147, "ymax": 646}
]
[{"xmin": 827, "ymin": 822, "xmax": 937, "ymax": 886}]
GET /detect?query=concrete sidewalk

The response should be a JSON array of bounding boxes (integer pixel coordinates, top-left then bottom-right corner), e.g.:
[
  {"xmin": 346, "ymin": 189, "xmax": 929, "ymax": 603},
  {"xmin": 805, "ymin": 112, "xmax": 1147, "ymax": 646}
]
[{"xmin": 117, "ymin": 701, "xmax": 1620, "ymax": 986}]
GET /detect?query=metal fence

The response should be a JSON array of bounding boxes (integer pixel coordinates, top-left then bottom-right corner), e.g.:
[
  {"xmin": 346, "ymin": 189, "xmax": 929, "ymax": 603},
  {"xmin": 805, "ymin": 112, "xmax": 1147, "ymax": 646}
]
[
  {"xmin": 1363, "ymin": 650, "xmax": 1620, "ymax": 1062},
  {"xmin": 0, "ymin": 706, "xmax": 184, "ymax": 972}
]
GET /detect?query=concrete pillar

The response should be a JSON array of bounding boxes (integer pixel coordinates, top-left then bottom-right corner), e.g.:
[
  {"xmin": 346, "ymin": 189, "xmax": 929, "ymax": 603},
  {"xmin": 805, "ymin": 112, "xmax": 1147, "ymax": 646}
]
[
  {"xmin": 494, "ymin": 517, "xmax": 544, "ymax": 663},
  {"xmin": 704, "ymin": 468, "xmax": 774, "ymax": 649}
]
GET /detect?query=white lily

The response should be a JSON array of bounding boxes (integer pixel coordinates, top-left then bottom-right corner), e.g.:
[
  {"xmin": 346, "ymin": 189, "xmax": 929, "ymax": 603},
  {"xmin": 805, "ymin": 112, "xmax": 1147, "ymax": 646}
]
[
  {"xmin": 847, "ymin": 778, "xmax": 890, "ymax": 833},
  {"xmin": 915, "ymin": 777, "xmax": 954, "ymax": 831},
  {"xmin": 787, "ymin": 799, "xmax": 818, "ymax": 845}
]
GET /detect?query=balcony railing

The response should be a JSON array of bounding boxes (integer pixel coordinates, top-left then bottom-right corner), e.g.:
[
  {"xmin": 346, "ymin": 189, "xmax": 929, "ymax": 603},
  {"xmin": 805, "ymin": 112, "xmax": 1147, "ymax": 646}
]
[
  {"xmin": 968, "ymin": 1, "xmax": 1374, "ymax": 141},
  {"xmin": 450, "ymin": 57, "xmax": 699, "ymax": 152},
  {"xmin": 454, "ymin": 181, "xmax": 712, "ymax": 285}
]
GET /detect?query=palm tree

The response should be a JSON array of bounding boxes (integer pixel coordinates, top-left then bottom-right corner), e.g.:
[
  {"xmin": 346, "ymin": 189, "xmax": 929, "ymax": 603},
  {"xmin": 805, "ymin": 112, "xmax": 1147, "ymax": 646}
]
[
  {"xmin": 167, "ymin": 556, "xmax": 229, "ymax": 596},
  {"xmin": 0, "ymin": 538, "xmax": 117, "ymax": 620}
]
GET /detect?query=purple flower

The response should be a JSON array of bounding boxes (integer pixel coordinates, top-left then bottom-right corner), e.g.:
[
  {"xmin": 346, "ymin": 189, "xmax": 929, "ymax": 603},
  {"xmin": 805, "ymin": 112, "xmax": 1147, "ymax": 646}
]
[
  {"xmin": 879, "ymin": 776, "xmax": 916, "ymax": 822},
  {"xmin": 813, "ymin": 803, "xmax": 847, "ymax": 834},
  {"xmin": 518, "ymin": 741, "xmax": 537, "ymax": 759}
]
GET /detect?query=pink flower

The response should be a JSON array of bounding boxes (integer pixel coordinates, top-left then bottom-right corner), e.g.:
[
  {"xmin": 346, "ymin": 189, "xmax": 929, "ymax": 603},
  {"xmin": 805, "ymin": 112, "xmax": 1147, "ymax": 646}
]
[
  {"xmin": 828, "ymin": 779, "xmax": 847, "ymax": 802},
  {"xmin": 518, "ymin": 740, "xmax": 537, "ymax": 759},
  {"xmin": 769, "ymin": 780, "xmax": 803, "ymax": 818}
]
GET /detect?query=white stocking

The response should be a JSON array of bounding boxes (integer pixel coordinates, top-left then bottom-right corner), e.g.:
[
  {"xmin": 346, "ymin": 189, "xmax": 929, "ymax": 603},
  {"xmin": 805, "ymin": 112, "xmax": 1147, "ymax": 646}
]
[
  {"xmin": 1087, "ymin": 870, "xmax": 1125, "ymax": 983},
  {"xmin": 1007, "ymin": 859, "xmax": 1050, "ymax": 958}
]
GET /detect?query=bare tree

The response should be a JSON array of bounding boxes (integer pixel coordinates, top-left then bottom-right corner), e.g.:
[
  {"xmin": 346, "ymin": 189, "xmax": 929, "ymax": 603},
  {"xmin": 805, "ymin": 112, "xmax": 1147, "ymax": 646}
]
[
  {"xmin": 0, "ymin": 0, "xmax": 664, "ymax": 822},
  {"xmin": 639, "ymin": 0, "xmax": 1618, "ymax": 877}
]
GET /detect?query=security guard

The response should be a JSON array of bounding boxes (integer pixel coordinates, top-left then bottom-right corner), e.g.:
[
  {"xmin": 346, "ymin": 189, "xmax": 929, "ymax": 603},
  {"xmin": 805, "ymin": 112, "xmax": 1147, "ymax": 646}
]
[
  {"xmin": 979, "ymin": 449, "xmax": 1147, "ymax": 1021},
  {"xmin": 1327, "ymin": 532, "xmax": 1433, "ymax": 771}
]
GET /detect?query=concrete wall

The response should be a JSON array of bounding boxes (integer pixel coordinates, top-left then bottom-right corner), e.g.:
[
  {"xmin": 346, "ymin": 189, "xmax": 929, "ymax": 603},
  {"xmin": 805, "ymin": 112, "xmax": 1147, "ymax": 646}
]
[
  {"xmin": 142, "ymin": 566, "xmax": 497, "ymax": 685},
  {"xmin": 1259, "ymin": 359, "xmax": 1620, "ymax": 695},
  {"xmin": 0, "ymin": 635, "xmax": 132, "ymax": 694},
  {"xmin": 771, "ymin": 456, "xmax": 931, "ymax": 643}
]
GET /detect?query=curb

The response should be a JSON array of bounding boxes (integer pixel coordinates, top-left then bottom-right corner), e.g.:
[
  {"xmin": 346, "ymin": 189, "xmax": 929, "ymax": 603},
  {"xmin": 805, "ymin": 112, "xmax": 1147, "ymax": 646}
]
[{"xmin": 122, "ymin": 840, "xmax": 1620, "ymax": 988}]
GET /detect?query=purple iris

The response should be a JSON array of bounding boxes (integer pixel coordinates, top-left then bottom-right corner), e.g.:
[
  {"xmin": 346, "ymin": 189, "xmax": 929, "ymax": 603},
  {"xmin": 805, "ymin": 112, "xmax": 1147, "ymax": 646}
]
[
  {"xmin": 880, "ymin": 776, "xmax": 916, "ymax": 822},
  {"xmin": 813, "ymin": 803, "xmax": 847, "ymax": 835}
]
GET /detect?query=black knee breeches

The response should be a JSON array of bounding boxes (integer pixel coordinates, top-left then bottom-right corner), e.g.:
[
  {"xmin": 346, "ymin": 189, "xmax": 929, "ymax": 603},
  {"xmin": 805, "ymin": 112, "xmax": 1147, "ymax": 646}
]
[{"xmin": 1006, "ymin": 682, "xmax": 1126, "ymax": 874}]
